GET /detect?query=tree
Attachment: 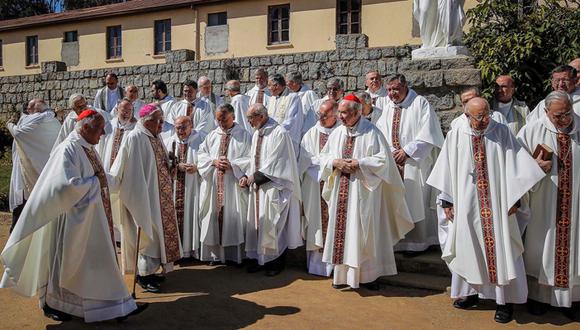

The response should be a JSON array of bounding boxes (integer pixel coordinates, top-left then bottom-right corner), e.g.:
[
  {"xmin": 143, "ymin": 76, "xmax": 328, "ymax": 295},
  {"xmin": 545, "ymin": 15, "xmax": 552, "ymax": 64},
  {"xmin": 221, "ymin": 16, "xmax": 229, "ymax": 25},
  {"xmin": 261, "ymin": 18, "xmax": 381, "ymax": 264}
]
[
  {"xmin": 464, "ymin": 0, "xmax": 580, "ymax": 107},
  {"xmin": 0, "ymin": 0, "xmax": 52, "ymax": 20},
  {"xmin": 62, "ymin": 0, "xmax": 126, "ymax": 10}
]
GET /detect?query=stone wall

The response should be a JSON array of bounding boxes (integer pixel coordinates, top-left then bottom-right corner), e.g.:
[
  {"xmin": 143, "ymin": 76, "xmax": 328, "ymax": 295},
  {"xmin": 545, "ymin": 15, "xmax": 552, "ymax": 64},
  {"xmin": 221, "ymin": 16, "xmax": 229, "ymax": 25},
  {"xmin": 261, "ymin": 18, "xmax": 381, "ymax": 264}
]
[{"xmin": 0, "ymin": 34, "xmax": 481, "ymax": 131}]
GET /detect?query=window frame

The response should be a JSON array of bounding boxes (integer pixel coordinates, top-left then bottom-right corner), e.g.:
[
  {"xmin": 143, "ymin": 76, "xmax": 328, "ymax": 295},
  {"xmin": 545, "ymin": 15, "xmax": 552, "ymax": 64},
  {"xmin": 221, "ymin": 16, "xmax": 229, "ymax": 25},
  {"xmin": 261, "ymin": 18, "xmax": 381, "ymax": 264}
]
[
  {"xmin": 154, "ymin": 19, "xmax": 172, "ymax": 55},
  {"xmin": 268, "ymin": 4, "xmax": 290, "ymax": 45},
  {"xmin": 208, "ymin": 12, "xmax": 228, "ymax": 27},
  {"xmin": 26, "ymin": 35, "xmax": 39, "ymax": 66},
  {"xmin": 106, "ymin": 25, "xmax": 122, "ymax": 59},
  {"xmin": 336, "ymin": 0, "xmax": 361, "ymax": 35},
  {"xmin": 0, "ymin": 39, "xmax": 3, "ymax": 67},
  {"xmin": 63, "ymin": 30, "xmax": 78, "ymax": 43}
]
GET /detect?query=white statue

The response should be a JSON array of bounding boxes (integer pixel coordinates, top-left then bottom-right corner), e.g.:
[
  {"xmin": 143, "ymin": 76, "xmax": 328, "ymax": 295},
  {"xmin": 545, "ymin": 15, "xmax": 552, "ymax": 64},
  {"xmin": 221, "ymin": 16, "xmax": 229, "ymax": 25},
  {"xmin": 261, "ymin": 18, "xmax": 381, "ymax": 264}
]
[{"xmin": 412, "ymin": 0, "xmax": 470, "ymax": 59}]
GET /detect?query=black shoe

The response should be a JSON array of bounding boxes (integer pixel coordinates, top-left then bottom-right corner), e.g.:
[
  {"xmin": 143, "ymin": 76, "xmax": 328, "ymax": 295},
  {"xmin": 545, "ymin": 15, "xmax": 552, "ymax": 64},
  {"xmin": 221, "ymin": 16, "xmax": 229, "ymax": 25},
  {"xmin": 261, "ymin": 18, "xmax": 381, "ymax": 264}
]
[
  {"xmin": 208, "ymin": 260, "xmax": 220, "ymax": 266},
  {"xmin": 402, "ymin": 251, "xmax": 423, "ymax": 258},
  {"xmin": 527, "ymin": 299, "xmax": 548, "ymax": 316},
  {"xmin": 332, "ymin": 283, "xmax": 349, "ymax": 289},
  {"xmin": 494, "ymin": 304, "xmax": 513, "ymax": 324},
  {"xmin": 361, "ymin": 281, "xmax": 380, "ymax": 291},
  {"xmin": 116, "ymin": 303, "xmax": 149, "ymax": 322},
  {"xmin": 151, "ymin": 274, "xmax": 166, "ymax": 283},
  {"xmin": 43, "ymin": 305, "xmax": 72, "ymax": 322},
  {"xmin": 265, "ymin": 268, "xmax": 282, "ymax": 277},
  {"xmin": 453, "ymin": 295, "xmax": 479, "ymax": 309},
  {"xmin": 561, "ymin": 303, "xmax": 580, "ymax": 322},
  {"xmin": 136, "ymin": 275, "xmax": 161, "ymax": 293},
  {"xmin": 247, "ymin": 263, "xmax": 264, "ymax": 273}
]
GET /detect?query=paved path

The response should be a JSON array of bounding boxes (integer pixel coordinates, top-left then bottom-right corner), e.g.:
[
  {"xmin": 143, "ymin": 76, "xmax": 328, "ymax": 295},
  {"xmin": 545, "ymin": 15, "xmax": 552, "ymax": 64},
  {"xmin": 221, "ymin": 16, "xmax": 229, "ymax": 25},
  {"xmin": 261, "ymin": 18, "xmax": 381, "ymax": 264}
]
[{"xmin": 0, "ymin": 216, "xmax": 575, "ymax": 329}]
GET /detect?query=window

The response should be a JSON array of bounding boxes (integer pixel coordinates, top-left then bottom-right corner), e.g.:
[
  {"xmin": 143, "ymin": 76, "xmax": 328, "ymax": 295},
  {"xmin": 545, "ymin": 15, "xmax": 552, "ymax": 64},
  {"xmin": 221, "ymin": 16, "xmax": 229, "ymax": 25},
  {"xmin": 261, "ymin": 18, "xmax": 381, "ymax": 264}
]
[
  {"xmin": 154, "ymin": 19, "xmax": 171, "ymax": 55},
  {"xmin": 208, "ymin": 12, "xmax": 227, "ymax": 26},
  {"xmin": 0, "ymin": 39, "xmax": 3, "ymax": 67},
  {"xmin": 337, "ymin": 0, "xmax": 361, "ymax": 35},
  {"xmin": 26, "ymin": 36, "xmax": 38, "ymax": 66},
  {"xmin": 106, "ymin": 25, "xmax": 122, "ymax": 59},
  {"xmin": 268, "ymin": 4, "xmax": 290, "ymax": 45},
  {"xmin": 64, "ymin": 31, "xmax": 78, "ymax": 42}
]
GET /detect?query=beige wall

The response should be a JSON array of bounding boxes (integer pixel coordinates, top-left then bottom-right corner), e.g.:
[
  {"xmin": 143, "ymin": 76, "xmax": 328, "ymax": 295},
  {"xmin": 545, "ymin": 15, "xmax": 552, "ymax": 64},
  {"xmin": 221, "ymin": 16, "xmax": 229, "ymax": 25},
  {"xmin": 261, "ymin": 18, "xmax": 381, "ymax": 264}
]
[
  {"xmin": 0, "ymin": 8, "xmax": 197, "ymax": 76},
  {"xmin": 0, "ymin": 0, "xmax": 481, "ymax": 76}
]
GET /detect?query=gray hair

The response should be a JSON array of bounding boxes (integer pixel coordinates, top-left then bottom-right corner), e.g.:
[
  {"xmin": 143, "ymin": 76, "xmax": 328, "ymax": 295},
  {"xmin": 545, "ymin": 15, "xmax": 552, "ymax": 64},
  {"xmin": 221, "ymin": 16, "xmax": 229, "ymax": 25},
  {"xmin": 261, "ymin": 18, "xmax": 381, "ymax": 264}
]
[
  {"xmin": 386, "ymin": 74, "xmax": 407, "ymax": 86},
  {"xmin": 249, "ymin": 103, "xmax": 269, "ymax": 117},
  {"xmin": 461, "ymin": 86, "xmax": 481, "ymax": 97},
  {"xmin": 217, "ymin": 103, "xmax": 235, "ymax": 116},
  {"xmin": 198, "ymin": 76, "xmax": 210, "ymax": 85},
  {"xmin": 269, "ymin": 73, "xmax": 286, "ymax": 86},
  {"xmin": 225, "ymin": 80, "xmax": 241, "ymax": 92},
  {"xmin": 545, "ymin": 90, "xmax": 573, "ymax": 111},
  {"xmin": 320, "ymin": 99, "xmax": 338, "ymax": 114},
  {"xmin": 326, "ymin": 78, "xmax": 344, "ymax": 90},
  {"xmin": 34, "ymin": 100, "xmax": 50, "ymax": 113},
  {"xmin": 75, "ymin": 113, "xmax": 102, "ymax": 132},
  {"xmin": 340, "ymin": 99, "xmax": 362, "ymax": 112},
  {"xmin": 254, "ymin": 68, "xmax": 268, "ymax": 77},
  {"xmin": 354, "ymin": 91, "xmax": 372, "ymax": 105},
  {"xmin": 68, "ymin": 93, "xmax": 85, "ymax": 108},
  {"xmin": 285, "ymin": 71, "xmax": 303, "ymax": 85}
]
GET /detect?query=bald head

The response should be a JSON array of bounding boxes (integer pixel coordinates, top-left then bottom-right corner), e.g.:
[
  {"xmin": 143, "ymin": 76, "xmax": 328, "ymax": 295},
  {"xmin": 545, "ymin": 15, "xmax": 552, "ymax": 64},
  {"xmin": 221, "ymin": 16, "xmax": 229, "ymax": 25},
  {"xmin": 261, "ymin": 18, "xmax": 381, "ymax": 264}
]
[
  {"xmin": 174, "ymin": 116, "xmax": 193, "ymax": 140},
  {"xmin": 495, "ymin": 75, "xmax": 515, "ymax": 103},
  {"xmin": 465, "ymin": 97, "xmax": 491, "ymax": 132},
  {"xmin": 247, "ymin": 103, "xmax": 269, "ymax": 129},
  {"xmin": 319, "ymin": 100, "xmax": 338, "ymax": 128}
]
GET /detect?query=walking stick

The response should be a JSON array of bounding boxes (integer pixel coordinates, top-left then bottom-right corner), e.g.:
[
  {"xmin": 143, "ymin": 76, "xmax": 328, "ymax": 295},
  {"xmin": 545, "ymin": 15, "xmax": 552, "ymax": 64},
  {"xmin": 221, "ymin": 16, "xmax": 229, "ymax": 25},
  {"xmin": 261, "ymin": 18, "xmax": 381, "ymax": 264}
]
[{"xmin": 132, "ymin": 228, "xmax": 141, "ymax": 299}]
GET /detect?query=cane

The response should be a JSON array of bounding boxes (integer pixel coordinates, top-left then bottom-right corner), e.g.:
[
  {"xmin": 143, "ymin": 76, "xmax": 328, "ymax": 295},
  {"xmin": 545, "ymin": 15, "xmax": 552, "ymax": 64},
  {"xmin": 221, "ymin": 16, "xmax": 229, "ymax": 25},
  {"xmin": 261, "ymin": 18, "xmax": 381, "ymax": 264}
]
[{"xmin": 132, "ymin": 228, "xmax": 141, "ymax": 299}]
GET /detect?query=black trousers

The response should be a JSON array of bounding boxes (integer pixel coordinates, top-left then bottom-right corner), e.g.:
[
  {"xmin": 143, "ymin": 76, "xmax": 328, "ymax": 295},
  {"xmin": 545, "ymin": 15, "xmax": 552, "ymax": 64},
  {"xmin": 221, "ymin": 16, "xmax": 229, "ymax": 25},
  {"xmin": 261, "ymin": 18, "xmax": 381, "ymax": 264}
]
[
  {"xmin": 265, "ymin": 249, "xmax": 287, "ymax": 271},
  {"xmin": 10, "ymin": 200, "xmax": 26, "ymax": 233}
]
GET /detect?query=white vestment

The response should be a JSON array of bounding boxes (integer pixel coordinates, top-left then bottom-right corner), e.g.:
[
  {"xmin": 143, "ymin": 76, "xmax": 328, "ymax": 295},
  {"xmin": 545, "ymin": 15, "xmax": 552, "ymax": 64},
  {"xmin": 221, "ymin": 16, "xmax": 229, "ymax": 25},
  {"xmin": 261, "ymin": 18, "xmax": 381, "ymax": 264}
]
[
  {"xmin": 413, "ymin": 0, "xmax": 465, "ymax": 48},
  {"xmin": 94, "ymin": 86, "xmax": 123, "ymax": 113},
  {"xmin": 526, "ymin": 87, "xmax": 580, "ymax": 123},
  {"xmin": 163, "ymin": 131, "xmax": 204, "ymax": 258},
  {"xmin": 296, "ymin": 84, "xmax": 320, "ymax": 135},
  {"xmin": 427, "ymin": 119, "xmax": 545, "ymax": 304},
  {"xmin": 167, "ymin": 98, "xmax": 216, "ymax": 136},
  {"xmin": 109, "ymin": 122, "xmax": 183, "ymax": 275},
  {"xmin": 492, "ymin": 98, "xmax": 530, "ymax": 135},
  {"xmin": 299, "ymin": 121, "xmax": 340, "ymax": 276},
  {"xmin": 198, "ymin": 92, "xmax": 224, "ymax": 115},
  {"xmin": 246, "ymin": 85, "xmax": 271, "ymax": 106},
  {"xmin": 230, "ymin": 93, "xmax": 253, "ymax": 134},
  {"xmin": 267, "ymin": 88, "xmax": 304, "ymax": 153},
  {"xmin": 111, "ymin": 99, "xmax": 145, "ymax": 119},
  {"xmin": 376, "ymin": 89, "xmax": 444, "ymax": 251},
  {"xmin": 363, "ymin": 106, "xmax": 383, "ymax": 125},
  {"xmin": 366, "ymin": 87, "xmax": 387, "ymax": 101},
  {"xmin": 517, "ymin": 114, "xmax": 580, "ymax": 307},
  {"xmin": 1, "ymin": 131, "xmax": 136, "ymax": 322},
  {"xmin": 245, "ymin": 118, "xmax": 303, "ymax": 264},
  {"xmin": 198, "ymin": 124, "xmax": 252, "ymax": 263},
  {"xmin": 7, "ymin": 111, "xmax": 60, "ymax": 211},
  {"xmin": 319, "ymin": 118, "xmax": 414, "ymax": 288},
  {"xmin": 52, "ymin": 108, "xmax": 111, "ymax": 151}
]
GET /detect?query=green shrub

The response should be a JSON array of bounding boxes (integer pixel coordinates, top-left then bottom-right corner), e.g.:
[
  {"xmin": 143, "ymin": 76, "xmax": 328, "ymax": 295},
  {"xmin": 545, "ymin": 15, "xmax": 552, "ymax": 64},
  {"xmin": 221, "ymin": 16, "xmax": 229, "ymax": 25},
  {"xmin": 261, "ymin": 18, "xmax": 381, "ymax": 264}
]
[{"xmin": 464, "ymin": 0, "xmax": 580, "ymax": 107}]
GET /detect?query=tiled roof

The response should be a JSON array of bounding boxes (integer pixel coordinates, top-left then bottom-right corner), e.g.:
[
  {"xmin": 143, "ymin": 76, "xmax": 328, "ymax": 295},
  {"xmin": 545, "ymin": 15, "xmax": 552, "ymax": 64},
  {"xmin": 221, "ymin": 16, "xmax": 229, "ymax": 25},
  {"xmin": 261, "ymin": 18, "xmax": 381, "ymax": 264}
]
[{"xmin": 0, "ymin": 0, "xmax": 221, "ymax": 32}]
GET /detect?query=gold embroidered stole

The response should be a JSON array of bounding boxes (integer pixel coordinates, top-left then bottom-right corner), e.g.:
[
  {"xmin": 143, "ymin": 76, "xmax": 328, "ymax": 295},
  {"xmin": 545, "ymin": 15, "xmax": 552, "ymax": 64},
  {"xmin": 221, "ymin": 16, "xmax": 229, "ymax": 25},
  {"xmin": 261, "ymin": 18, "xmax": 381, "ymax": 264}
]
[
  {"xmin": 254, "ymin": 133, "xmax": 264, "ymax": 230},
  {"xmin": 175, "ymin": 142, "xmax": 188, "ymax": 237},
  {"xmin": 332, "ymin": 135, "xmax": 355, "ymax": 265},
  {"xmin": 554, "ymin": 133, "xmax": 572, "ymax": 288},
  {"xmin": 109, "ymin": 127, "xmax": 124, "ymax": 166},
  {"xmin": 216, "ymin": 132, "xmax": 231, "ymax": 245},
  {"xmin": 319, "ymin": 132, "xmax": 330, "ymax": 251},
  {"xmin": 391, "ymin": 105, "xmax": 404, "ymax": 178}
]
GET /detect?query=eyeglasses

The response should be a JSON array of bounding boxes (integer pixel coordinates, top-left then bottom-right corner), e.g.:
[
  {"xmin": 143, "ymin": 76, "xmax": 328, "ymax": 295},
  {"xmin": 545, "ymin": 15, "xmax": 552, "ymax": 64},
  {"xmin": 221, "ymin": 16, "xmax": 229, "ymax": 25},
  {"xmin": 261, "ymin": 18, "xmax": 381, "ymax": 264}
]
[
  {"xmin": 552, "ymin": 78, "xmax": 573, "ymax": 84},
  {"xmin": 552, "ymin": 111, "xmax": 573, "ymax": 119},
  {"xmin": 466, "ymin": 113, "xmax": 490, "ymax": 122}
]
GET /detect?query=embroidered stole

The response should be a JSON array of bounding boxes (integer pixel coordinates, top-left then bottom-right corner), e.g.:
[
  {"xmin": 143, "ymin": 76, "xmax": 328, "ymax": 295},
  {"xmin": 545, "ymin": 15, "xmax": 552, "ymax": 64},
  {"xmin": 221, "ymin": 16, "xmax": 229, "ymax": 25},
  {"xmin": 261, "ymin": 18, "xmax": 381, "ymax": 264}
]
[
  {"xmin": 109, "ymin": 128, "xmax": 124, "ymax": 166},
  {"xmin": 254, "ymin": 134, "xmax": 264, "ymax": 230},
  {"xmin": 175, "ymin": 142, "xmax": 188, "ymax": 237},
  {"xmin": 148, "ymin": 136, "xmax": 181, "ymax": 263},
  {"xmin": 319, "ymin": 132, "xmax": 330, "ymax": 251},
  {"xmin": 82, "ymin": 147, "xmax": 116, "ymax": 254},
  {"xmin": 332, "ymin": 135, "xmax": 356, "ymax": 264},
  {"xmin": 554, "ymin": 133, "xmax": 572, "ymax": 288},
  {"xmin": 256, "ymin": 89, "xmax": 265, "ymax": 104},
  {"xmin": 391, "ymin": 105, "xmax": 405, "ymax": 178},
  {"xmin": 472, "ymin": 135, "xmax": 498, "ymax": 284},
  {"xmin": 216, "ymin": 132, "xmax": 231, "ymax": 245}
]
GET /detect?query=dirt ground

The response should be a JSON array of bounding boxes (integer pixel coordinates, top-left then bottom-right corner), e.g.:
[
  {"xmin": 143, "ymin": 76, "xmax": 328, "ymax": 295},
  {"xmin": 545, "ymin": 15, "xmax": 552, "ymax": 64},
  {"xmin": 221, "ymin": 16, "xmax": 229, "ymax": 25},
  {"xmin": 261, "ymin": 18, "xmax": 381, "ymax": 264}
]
[{"xmin": 0, "ymin": 213, "xmax": 576, "ymax": 329}]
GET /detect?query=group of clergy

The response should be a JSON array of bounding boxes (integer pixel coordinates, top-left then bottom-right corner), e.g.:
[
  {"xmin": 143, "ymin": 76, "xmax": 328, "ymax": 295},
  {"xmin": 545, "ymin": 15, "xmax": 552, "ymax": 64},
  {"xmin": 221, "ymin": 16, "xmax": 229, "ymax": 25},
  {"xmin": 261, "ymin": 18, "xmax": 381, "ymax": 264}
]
[{"xmin": 1, "ymin": 59, "xmax": 580, "ymax": 324}]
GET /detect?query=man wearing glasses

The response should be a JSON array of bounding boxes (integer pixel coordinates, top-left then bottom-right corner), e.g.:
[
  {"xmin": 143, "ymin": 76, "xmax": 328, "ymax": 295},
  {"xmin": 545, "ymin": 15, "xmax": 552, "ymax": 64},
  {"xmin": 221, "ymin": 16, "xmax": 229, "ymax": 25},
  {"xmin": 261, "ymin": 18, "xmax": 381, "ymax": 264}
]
[{"xmin": 527, "ymin": 65, "xmax": 580, "ymax": 122}]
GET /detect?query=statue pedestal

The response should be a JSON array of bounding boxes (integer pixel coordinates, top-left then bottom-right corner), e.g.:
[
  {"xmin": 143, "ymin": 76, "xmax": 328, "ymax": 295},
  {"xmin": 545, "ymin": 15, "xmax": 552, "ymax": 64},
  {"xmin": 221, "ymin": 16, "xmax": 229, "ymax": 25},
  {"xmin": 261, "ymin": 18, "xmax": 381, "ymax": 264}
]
[{"xmin": 412, "ymin": 46, "xmax": 470, "ymax": 60}]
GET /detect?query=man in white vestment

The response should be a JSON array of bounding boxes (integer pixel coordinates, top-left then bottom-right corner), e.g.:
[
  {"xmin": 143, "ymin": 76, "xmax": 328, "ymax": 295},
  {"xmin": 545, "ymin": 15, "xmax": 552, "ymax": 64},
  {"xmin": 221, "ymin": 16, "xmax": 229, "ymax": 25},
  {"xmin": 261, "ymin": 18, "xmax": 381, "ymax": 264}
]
[
  {"xmin": 224, "ymin": 80, "xmax": 252, "ymax": 133},
  {"xmin": 52, "ymin": 93, "xmax": 111, "ymax": 150},
  {"xmin": 163, "ymin": 116, "xmax": 205, "ymax": 259},
  {"xmin": 492, "ymin": 75, "xmax": 529, "ymax": 134},
  {"xmin": 240, "ymin": 104, "xmax": 302, "ymax": 276},
  {"xmin": 109, "ymin": 104, "xmax": 183, "ymax": 293},
  {"xmin": 449, "ymin": 87, "xmax": 508, "ymax": 130},
  {"xmin": 111, "ymin": 85, "xmax": 145, "ymax": 119},
  {"xmin": 413, "ymin": 0, "xmax": 465, "ymax": 48},
  {"xmin": 527, "ymin": 65, "xmax": 580, "ymax": 122},
  {"xmin": 198, "ymin": 76, "xmax": 224, "ymax": 115},
  {"xmin": 266, "ymin": 73, "xmax": 304, "ymax": 153},
  {"xmin": 376, "ymin": 74, "xmax": 444, "ymax": 254},
  {"xmin": 299, "ymin": 100, "xmax": 340, "ymax": 277},
  {"xmin": 365, "ymin": 71, "xmax": 387, "ymax": 104},
  {"xmin": 150, "ymin": 79, "xmax": 176, "ymax": 132},
  {"xmin": 198, "ymin": 104, "xmax": 252, "ymax": 265},
  {"xmin": 1, "ymin": 110, "xmax": 147, "ymax": 322},
  {"xmin": 355, "ymin": 91, "xmax": 383, "ymax": 125},
  {"xmin": 245, "ymin": 68, "xmax": 271, "ymax": 106},
  {"xmin": 168, "ymin": 80, "xmax": 215, "ymax": 135},
  {"xmin": 517, "ymin": 91, "xmax": 580, "ymax": 321},
  {"xmin": 94, "ymin": 73, "xmax": 124, "ymax": 113},
  {"xmin": 309, "ymin": 78, "xmax": 345, "ymax": 127},
  {"xmin": 7, "ymin": 99, "xmax": 60, "ymax": 232},
  {"xmin": 319, "ymin": 94, "xmax": 414, "ymax": 290},
  {"xmin": 285, "ymin": 71, "xmax": 320, "ymax": 135},
  {"xmin": 427, "ymin": 97, "xmax": 545, "ymax": 323}
]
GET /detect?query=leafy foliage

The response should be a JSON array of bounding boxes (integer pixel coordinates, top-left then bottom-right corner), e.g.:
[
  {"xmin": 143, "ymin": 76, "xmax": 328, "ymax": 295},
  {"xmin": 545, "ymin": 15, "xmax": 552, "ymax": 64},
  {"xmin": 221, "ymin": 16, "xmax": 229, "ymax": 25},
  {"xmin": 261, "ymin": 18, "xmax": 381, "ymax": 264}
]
[
  {"xmin": 0, "ymin": 0, "xmax": 52, "ymax": 20},
  {"xmin": 464, "ymin": 0, "xmax": 580, "ymax": 107},
  {"xmin": 62, "ymin": 0, "xmax": 125, "ymax": 11}
]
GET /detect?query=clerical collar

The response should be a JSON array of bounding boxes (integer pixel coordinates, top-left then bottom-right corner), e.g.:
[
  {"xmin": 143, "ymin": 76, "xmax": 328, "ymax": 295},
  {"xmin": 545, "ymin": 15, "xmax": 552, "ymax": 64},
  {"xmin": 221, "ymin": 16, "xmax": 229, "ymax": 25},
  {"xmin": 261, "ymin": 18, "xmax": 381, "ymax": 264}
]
[
  {"xmin": 69, "ymin": 130, "xmax": 93, "ymax": 149},
  {"xmin": 258, "ymin": 118, "xmax": 276, "ymax": 135},
  {"xmin": 395, "ymin": 89, "xmax": 417, "ymax": 108},
  {"xmin": 219, "ymin": 124, "xmax": 235, "ymax": 135},
  {"xmin": 316, "ymin": 120, "xmax": 340, "ymax": 135},
  {"xmin": 273, "ymin": 87, "xmax": 289, "ymax": 98}
]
